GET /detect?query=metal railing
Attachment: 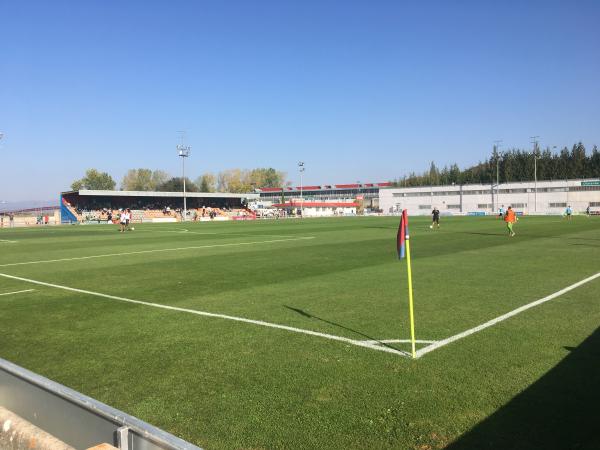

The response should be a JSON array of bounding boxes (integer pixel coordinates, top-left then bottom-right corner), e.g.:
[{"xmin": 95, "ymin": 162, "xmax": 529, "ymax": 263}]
[{"xmin": 0, "ymin": 357, "xmax": 203, "ymax": 450}]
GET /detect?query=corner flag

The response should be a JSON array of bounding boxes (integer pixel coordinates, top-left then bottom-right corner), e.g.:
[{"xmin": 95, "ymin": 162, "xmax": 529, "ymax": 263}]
[
  {"xmin": 397, "ymin": 209, "xmax": 408, "ymax": 259},
  {"xmin": 397, "ymin": 209, "xmax": 417, "ymax": 358}
]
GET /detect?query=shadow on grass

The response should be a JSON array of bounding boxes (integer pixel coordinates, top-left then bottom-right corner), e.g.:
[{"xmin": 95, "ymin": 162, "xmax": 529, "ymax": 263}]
[
  {"xmin": 283, "ymin": 305, "xmax": 401, "ymax": 351},
  {"xmin": 446, "ymin": 327, "xmax": 600, "ymax": 450},
  {"xmin": 567, "ymin": 236, "xmax": 600, "ymax": 242},
  {"xmin": 457, "ymin": 231, "xmax": 508, "ymax": 237}
]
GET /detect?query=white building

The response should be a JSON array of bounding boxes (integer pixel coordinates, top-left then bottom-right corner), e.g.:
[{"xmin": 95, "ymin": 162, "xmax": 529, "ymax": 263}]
[
  {"xmin": 380, "ymin": 179, "xmax": 600, "ymax": 216},
  {"xmin": 271, "ymin": 200, "xmax": 357, "ymax": 217}
]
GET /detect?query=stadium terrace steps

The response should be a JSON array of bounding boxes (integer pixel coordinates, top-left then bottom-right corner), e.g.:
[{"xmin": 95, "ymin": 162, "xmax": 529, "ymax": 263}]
[{"xmin": 62, "ymin": 207, "xmax": 255, "ymax": 224}]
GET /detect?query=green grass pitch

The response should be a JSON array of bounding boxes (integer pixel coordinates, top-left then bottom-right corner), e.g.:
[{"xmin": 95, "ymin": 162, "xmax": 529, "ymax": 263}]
[{"xmin": 1, "ymin": 216, "xmax": 599, "ymax": 449}]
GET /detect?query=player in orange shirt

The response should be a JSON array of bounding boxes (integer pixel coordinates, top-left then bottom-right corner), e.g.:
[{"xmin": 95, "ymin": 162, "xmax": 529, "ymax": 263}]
[{"xmin": 504, "ymin": 206, "xmax": 517, "ymax": 237}]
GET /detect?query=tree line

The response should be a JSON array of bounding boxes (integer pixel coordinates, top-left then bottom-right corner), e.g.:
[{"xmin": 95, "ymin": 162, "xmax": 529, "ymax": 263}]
[
  {"xmin": 70, "ymin": 167, "xmax": 287, "ymax": 193},
  {"xmin": 392, "ymin": 142, "xmax": 600, "ymax": 187}
]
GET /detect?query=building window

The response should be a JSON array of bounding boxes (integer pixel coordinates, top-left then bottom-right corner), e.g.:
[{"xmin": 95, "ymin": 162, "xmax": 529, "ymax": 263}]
[
  {"xmin": 549, "ymin": 202, "xmax": 567, "ymax": 208},
  {"xmin": 465, "ymin": 190, "xmax": 492, "ymax": 195},
  {"xmin": 477, "ymin": 204, "xmax": 492, "ymax": 209},
  {"xmin": 511, "ymin": 203, "xmax": 526, "ymax": 208},
  {"xmin": 419, "ymin": 205, "xmax": 432, "ymax": 209},
  {"xmin": 590, "ymin": 202, "xmax": 600, "ymax": 207},
  {"xmin": 446, "ymin": 204, "xmax": 461, "ymax": 209}
]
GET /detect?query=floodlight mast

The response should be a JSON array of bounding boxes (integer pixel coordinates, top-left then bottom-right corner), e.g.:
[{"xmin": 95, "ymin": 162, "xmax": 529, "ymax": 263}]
[
  {"xmin": 531, "ymin": 136, "xmax": 540, "ymax": 212},
  {"xmin": 493, "ymin": 140, "xmax": 503, "ymax": 212},
  {"xmin": 298, "ymin": 162, "xmax": 305, "ymax": 218},
  {"xmin": 177, "ymin": 143, "xmax": 191, "ymax": 221}
]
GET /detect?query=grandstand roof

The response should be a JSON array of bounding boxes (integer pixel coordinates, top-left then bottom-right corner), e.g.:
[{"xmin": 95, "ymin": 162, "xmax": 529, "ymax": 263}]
[{"xmin": 62, "ymin": 189, "xmax": 259, "ymax": 199}]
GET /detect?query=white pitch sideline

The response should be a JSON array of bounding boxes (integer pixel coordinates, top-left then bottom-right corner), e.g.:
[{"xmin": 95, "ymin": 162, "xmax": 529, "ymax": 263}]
[
  {"xmin": 0, "ymin": 272, "xmax": 413, "ymax": 358},
  {"xmin": 0, "ymin": 236, "xmax": 315, "ymax": 268},
  {"xmin": 416, "ymin": 271, "xmax": 600, "ymax": 358},
  {"xmin": 0, "ymin": 289, "xmax": 35, "ymax": 296},
  {"xmin": 142, "ymin": 229, "xmax": 300, "ymax": 238},
  {"xmin": 359, "ymin": 339, "xmax": 437, "ymax": 345}
]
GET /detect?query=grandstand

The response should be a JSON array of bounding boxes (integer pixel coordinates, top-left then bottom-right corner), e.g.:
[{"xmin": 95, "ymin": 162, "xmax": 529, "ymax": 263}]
[{"xmin": 60, "ymin": 189, "xmax": 259, "ymax": 224}]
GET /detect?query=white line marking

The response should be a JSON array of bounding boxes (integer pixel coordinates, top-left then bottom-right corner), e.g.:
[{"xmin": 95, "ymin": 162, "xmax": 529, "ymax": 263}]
[
  {"xmin": 416, "ymin": 271, "xmax": 600, "ymax": 358},
  {"xmin": 359, "ymin": 339, "xmax": 437, "ymax": 345},
  {"xmin": 0, "ymin": 272, "xmax": 411, "ymax": 358},
  {"xmin": 0, "ymin": 289, "xmax": 35, "ymax": 296},
  {"xmin": 0, "ymin": 236, "xmax": 316, "ymax": 268},
  {"xmin": 139, "ymin": 229, "xmax": 218, "ymax": 235},
  {"xmin": 143, "ymin": 229, "xmax": 300, "ymax": 238},
  {"xmin": 0, "ymin": 239, "xmax": 17, "ymax": 243}
]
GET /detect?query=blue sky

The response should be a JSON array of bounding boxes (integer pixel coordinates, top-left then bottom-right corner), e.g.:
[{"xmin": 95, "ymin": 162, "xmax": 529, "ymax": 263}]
[{"xmin": 1, "ymin": 0, "xmax": 599, "ymax": 201}]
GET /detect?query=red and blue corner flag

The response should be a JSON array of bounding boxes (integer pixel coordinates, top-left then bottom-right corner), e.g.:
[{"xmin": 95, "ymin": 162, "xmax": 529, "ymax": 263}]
[
  {"xmin": 396, "ymin": 209, "xmax": 417, "ymax": 358},
  {"xmin": 397, "ymin": 209, "xmax": 409, "ymax": 259}
]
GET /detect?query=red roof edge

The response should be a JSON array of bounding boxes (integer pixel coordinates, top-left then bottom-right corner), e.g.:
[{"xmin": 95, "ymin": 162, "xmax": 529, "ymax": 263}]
[
  {"xmin": 272, "ymin": 201, "xmax": 358, "ymax": 208},
  {"xmin": 295, "ymin": 185, "xmax": 321, "ymax": 190}
]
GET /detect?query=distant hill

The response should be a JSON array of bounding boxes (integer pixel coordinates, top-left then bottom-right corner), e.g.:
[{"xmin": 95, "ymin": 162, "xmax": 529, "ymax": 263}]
[{"xmin": 0, "ymin": 200, "xmax": 59, "ymax": 213}]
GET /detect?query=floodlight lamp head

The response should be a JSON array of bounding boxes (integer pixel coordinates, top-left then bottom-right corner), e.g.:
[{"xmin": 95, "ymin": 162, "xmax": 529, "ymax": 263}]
[{"xmin": 177, "ymin": 145, "xmax": 190, "ymax": 157}]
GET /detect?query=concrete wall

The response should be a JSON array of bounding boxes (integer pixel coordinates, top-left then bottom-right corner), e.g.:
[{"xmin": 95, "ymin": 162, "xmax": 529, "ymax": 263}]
[
  {"xmin": 301, "ymin": 207, "xmax": 356, "ymax": 217},
  {"xmin": 0, "ymin": 212, "xmax": 60, "ymax": 227}
]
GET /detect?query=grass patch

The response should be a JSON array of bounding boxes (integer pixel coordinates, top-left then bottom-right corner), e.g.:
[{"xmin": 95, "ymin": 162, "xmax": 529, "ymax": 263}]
[{"xmin": 1, "ymin": 216, "xmax": 599, "ymax": 449}]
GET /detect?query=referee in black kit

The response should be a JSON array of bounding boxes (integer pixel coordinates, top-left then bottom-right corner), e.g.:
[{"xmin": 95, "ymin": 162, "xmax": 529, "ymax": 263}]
[{"xmin": 430, "ymin": 207, "xmax": 440, "ymax": 229}]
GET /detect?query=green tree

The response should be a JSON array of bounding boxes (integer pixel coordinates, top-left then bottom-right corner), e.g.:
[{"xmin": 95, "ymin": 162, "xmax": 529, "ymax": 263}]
[
  {"xmin": 571, "ymin": 142, "xmax": 586, "ymax": 179},
  {"xmin": 121, "ymin": 169, "xmax": 153, "ymax": 191},
  {"xmin": 558, "ymin": 147, "xmax": 570, "ymax": 179},
  {"xmin": 448, "ymin": 164, "xmax": 461, "ymax": 184},
  {"xmin": 217, "ymin": 169, "xmax": 253, "ymax": 193},
  {"xmin": 151, "ymin": 170, "xmax": 170, "ymax": 189},
  {"xmin": 71, "ymin": 169, "xmax": 116, "ymax": 190},
  {"xmin": 246, "ymin": 168, "xmax": 287, "ymax": 188},
  {"xmin": 590, "ymin": 146, "xmax": 600, "ymax": 177},
  {"xmin": 428, "ymin": 161, "xmax": 440, "ymax": 185},
  {"xmin": 390, "ymin": 141, "xmax": 598, "ymax": 188},
  {"xmin": 262, "ymin": 168, "xmax": 286, "ymax": 187},
  {"xmin": 195, "ymin": 173, "xmax": 217, "ymax": 192},
  {"xmin": 157, "ymin": 177, "xmax": 198, "ymax": 192},
  {"xmin": 121, "ymin": 169, "xmax": 170, "ymax": 191}
]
